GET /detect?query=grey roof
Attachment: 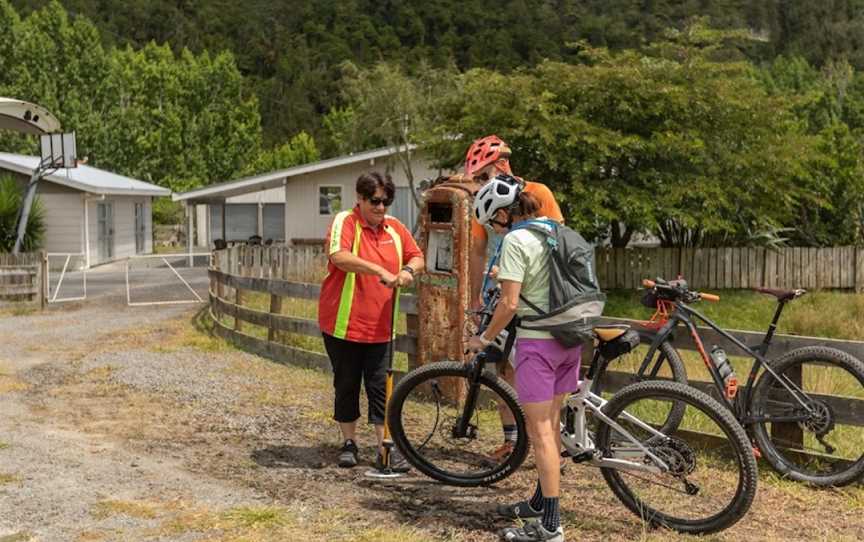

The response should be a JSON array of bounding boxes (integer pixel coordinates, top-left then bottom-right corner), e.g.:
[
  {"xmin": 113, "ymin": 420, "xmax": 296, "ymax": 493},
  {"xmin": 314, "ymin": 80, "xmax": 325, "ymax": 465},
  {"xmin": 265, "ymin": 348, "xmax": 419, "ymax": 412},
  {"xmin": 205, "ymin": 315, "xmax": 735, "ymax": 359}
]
[
  {"xmin": 172, "ymin": 145, "xmax": 416, "ymax": 202},
  {"xmin": 0, "ymin": 152, "xmax": 171, "ymax": 196}
]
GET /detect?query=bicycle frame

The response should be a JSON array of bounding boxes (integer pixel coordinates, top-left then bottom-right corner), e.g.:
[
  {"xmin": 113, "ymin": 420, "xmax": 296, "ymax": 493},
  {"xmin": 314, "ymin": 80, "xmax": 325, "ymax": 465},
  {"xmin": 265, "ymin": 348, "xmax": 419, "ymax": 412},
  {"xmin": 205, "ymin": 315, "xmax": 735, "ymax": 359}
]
[
  {"xmin": 637, "ymin": 299, "xmax": 814, "ymax": 425},
  {"xmin": 561, "ymin": 377, "xmax": 670, "ymax": 473}
]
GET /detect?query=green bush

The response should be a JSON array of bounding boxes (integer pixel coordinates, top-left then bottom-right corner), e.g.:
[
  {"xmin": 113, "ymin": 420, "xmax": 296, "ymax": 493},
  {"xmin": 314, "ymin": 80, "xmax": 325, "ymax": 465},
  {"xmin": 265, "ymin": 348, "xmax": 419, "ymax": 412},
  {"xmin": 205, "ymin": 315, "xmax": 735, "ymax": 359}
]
[{"xmin": 0, "ymin": 175, "xmax": 45, "ymax": 253}]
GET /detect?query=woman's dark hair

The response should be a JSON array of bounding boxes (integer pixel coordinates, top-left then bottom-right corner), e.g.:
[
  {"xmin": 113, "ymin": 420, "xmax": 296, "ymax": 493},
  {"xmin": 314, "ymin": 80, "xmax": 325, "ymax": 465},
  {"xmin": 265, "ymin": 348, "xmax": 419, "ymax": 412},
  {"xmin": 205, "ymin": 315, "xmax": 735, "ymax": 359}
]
[
  {"xmin": 356, "ymin": 172, "xmax": 395, "ymax": 201},
  {"xmin": 513, "ymin": 191, "xmax": 540, "ymax": 218}
]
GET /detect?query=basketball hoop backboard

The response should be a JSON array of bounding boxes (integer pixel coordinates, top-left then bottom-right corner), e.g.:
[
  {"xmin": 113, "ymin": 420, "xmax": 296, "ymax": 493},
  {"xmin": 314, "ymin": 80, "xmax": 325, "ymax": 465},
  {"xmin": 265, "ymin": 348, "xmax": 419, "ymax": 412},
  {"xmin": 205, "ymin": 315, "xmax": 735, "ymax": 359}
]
[
  {"xmin": 0, "ymin": 97, "xmax": 61, "ymax": 134},
  {"xmin": 40, "ymin": 131, "xmax": 77, "ymax": 169}
]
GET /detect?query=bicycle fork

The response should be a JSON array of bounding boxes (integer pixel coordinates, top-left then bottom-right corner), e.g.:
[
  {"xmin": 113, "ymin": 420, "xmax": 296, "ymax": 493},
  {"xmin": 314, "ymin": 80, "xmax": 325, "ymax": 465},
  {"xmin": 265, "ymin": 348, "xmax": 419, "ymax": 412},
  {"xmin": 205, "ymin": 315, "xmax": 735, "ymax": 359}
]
[{"xmin": 453, "ymin": 353, "xmax": 488, "ymax": 439}]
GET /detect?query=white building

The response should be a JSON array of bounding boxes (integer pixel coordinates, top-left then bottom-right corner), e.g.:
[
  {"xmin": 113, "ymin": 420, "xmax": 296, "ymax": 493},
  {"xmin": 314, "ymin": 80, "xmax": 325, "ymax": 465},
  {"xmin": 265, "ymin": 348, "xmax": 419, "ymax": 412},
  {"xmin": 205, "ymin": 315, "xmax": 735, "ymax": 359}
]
[
  {"xmin": 0, "ymin": 153, "xmax": 171, "ymax": 266},
  {"xmin": 174, "ymin": 146, "xmax": 443, "ymax": 248}
]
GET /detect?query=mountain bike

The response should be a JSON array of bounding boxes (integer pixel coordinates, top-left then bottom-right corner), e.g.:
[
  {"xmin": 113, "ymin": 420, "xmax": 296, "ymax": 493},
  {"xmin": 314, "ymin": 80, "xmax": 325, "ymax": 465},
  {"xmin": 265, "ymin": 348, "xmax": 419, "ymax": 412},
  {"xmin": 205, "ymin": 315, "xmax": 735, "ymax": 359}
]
[
  {"xmin": 387, "ymin": 289, "xmax": 759, "ymax": 534},
  {"xmin": 594, "ymin": 277, "xmax": 864, "ymax": 487}
]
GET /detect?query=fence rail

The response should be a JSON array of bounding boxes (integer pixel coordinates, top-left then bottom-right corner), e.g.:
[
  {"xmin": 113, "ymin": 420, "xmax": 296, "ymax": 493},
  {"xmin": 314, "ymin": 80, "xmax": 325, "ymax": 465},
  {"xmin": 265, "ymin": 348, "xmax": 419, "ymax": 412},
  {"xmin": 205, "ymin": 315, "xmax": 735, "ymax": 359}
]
[
  {"xmin": 597, "ymin": 245, "xmax": 864, "ymax": 291},
  {"xmin": 207, "ymin": 259, "xmax": 864, "ymax": 431},
  {"xmin": 219, "ymin": 244, "xmax": 864, "ymax": 292},
  {"xmin": 0, "ymin": 252, "xmax": 46, "ymax": 307}
]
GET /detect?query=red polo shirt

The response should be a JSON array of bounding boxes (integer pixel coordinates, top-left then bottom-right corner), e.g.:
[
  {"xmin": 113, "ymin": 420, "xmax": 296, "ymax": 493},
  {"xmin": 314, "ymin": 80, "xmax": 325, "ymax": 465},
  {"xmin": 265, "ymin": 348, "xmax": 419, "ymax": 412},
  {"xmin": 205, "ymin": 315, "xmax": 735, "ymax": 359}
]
[{"xmin": 319, "ymin": 206, "xmax": 422, "ymax": 343}]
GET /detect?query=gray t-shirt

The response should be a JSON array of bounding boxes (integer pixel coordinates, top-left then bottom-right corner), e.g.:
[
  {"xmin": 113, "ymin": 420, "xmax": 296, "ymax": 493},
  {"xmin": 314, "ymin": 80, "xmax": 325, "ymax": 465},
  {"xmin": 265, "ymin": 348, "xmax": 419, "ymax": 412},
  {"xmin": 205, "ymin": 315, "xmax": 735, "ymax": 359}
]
[{"xmin": 496, "ymin": 218, "xmax": 553, "ymax": 340}]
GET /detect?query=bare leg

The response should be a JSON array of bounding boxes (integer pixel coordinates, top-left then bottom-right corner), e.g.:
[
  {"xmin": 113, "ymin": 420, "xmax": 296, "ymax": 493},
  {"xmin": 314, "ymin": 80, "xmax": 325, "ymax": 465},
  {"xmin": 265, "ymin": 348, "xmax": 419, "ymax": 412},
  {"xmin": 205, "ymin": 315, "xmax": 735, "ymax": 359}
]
[
  {"xmin": 523, "ymin": 400, "xmax": 560, "ymax": 497},
  {"xmin": 498, "ymin": 362, "xmax": 518, "ymax": 425},
  {"xmin": 339, "ymin": 421, "xmax": 357, "ymax": 442}
]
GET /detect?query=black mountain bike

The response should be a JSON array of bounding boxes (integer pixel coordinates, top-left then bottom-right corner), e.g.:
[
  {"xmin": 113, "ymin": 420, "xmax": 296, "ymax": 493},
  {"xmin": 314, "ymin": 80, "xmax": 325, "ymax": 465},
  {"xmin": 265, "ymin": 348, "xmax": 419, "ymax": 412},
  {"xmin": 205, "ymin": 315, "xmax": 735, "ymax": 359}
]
[
  {"xmin": 388, "ymin": 288, "xmax": 759, "ymax": 534},
  {"xmin": 594, "ymin": 277, "xmax": 864, "ymax": 487}
]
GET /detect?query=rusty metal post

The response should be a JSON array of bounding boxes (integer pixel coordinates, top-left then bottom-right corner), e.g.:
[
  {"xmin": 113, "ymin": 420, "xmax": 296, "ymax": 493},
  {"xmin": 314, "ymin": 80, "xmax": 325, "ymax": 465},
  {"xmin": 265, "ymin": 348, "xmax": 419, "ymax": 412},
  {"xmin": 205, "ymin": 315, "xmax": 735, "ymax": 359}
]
[{"xmin": 416, "ymin": 178, "xmax": 479, "ymax": 402}]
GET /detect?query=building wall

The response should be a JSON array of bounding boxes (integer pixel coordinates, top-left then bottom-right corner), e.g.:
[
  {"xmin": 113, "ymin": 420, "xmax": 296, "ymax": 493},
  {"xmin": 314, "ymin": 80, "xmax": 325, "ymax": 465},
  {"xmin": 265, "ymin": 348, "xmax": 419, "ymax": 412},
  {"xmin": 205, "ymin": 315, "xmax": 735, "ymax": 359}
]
[
  {"xmin": 200, "ymin": 153, "xmax": 443, "ymax": 245},
  {"xmin": 86, "ymin": 195, "xmax": 154, "ymax": 265},
  {"xmin": 40, "ymin": 191, "xmax": 84, "ymax": 255},
  {"xmin": 284, "ymin": 156, "xmax": 440, "ymax": 241},
  {"xmin": 5, "ymin": 175, "xmax": 85, "ymax": 255}
]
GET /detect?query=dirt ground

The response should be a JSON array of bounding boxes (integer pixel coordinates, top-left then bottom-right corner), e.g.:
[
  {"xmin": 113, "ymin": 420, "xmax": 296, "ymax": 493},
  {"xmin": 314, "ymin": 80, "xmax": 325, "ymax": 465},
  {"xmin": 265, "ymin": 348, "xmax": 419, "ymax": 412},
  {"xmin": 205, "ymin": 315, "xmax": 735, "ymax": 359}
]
[{"xmin": 0, "ymin": 302, "xmax": 862, "ymax": 542}]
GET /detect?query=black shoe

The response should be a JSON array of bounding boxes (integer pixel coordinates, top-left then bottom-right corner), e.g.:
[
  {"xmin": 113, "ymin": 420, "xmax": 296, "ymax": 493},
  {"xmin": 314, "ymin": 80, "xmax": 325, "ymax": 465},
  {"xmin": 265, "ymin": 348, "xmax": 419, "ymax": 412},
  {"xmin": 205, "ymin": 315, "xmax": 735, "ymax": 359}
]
[
  {"xmin": 338, "ymin": 439, "xmax": 358, "ymax": 468},
  {"xmin": 375, "ymin": 449, "xmax": 411, "ymax": 473},
  {"xmin": 497, "ymin": 500, "xmax": 544, "ymax": 519}
]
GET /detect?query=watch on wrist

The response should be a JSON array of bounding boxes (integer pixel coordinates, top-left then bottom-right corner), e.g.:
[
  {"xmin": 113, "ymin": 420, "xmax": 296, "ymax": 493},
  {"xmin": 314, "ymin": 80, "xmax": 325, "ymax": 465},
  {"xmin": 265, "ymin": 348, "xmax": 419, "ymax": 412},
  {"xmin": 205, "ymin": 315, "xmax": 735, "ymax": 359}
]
[{"xmin": 401, "ymin": 265, "xmax": 415, "ymax": 276}]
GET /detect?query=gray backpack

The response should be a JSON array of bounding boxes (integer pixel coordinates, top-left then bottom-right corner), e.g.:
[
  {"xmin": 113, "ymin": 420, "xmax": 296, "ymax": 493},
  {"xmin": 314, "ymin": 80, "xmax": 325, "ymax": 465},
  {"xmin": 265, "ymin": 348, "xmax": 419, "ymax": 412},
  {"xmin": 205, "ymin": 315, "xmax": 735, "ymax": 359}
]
[{"xmin": 512, "ymin": 219, "xmax": 606, "ymax": 347}]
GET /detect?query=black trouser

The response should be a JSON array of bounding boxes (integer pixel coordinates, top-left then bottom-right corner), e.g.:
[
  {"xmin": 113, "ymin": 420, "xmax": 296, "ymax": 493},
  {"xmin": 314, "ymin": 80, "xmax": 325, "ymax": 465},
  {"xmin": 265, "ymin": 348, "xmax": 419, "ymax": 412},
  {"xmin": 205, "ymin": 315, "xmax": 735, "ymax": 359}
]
[{"xmin": 322, "ymin": 333, "xmax": 389, "ymax": 425}]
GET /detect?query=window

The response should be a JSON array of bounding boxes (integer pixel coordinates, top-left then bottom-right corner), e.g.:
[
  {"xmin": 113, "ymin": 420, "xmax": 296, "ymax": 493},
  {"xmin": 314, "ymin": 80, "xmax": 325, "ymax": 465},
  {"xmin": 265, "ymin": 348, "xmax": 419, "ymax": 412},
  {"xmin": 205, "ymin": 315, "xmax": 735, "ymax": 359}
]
[{"xmin": 319, "ymin": 186, "xmax": 343, "ymax": 215}]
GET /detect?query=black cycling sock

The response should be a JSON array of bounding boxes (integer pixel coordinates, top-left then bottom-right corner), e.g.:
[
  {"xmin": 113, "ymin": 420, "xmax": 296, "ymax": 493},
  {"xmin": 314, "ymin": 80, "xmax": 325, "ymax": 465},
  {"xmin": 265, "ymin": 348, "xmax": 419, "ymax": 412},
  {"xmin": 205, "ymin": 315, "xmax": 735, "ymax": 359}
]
[
  {"xmin": 528, "ymin": 480, "xmax": 543, "ymax": 511},
  {"xmin": 503, "ymin": 424, "xmax": 518, "ymax": 443},
  {"xmin": 541, "ymin": 496, "xmax": 560, "ymax": 532}
]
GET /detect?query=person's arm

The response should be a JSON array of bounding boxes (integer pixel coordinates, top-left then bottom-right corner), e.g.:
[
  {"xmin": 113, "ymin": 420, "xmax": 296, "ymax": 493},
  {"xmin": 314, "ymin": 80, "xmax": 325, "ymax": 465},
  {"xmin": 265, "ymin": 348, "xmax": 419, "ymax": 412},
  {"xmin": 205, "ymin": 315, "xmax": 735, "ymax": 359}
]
[
  {"xmin": 395, "ymin": 222, "xmax": 425, "ymax": 287},
  {"xmin": 326, "ymin": 213, "xmax": 398, "ymax": 285},
  {"xmin": 469, "ymin": 220, "xmax": 488, "ymax": 307},
  {"xmin": 330, "ymin": 250, "xmax": 398, "ymax": 285},
  {"xmin": 467, "ymin": 279, "xmax": 521, "ymax": 352}
]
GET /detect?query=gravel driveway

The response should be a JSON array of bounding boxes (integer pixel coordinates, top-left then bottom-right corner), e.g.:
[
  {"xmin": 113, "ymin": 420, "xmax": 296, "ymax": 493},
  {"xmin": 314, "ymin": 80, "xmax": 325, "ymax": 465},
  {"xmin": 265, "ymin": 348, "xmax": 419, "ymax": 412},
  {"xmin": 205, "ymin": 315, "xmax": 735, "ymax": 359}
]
[{"xmin": 1, "ymin": 301, "xmax": 862, "ymax": 542}]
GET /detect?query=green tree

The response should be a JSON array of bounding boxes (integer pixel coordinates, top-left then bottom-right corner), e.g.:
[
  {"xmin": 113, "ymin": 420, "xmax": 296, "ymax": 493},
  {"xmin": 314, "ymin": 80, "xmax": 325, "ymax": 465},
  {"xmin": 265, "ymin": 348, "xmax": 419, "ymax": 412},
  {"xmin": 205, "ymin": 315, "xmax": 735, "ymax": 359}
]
[
  {"xmin": 241, "ymin": 131, "xmax": 319, "ymax": 175},
  {"xmin": 432, "ymin": 32, "xmax": 818, "ymax": 247},
  {"xmin": 0, "ymin": 175, "xmax": 44, "ymax": 252},
  {"xmin": 340, "ymin": 60, "xmax": 459, "ymax": 207}
]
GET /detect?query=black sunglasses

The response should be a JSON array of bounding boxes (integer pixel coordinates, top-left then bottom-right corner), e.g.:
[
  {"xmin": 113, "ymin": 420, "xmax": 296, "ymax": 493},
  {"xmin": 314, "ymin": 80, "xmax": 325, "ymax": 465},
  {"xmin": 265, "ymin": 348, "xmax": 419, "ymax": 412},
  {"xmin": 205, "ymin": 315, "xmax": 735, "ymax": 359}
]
[{"xmin": 366, "ymin": 196, "xmax": 393, "ymax": 207}]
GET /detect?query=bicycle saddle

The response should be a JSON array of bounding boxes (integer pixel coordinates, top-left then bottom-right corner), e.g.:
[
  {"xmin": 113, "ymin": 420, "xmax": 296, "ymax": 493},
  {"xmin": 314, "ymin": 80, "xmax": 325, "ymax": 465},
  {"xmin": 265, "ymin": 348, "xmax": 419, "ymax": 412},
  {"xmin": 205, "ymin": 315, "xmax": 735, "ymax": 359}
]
[
  {"xmin": 594, "ymin": 325, "xmax": 641, "ymax": 360},
  {"xmin": 593, "ymin": 324, "xmax": 630, "ymax": 342},
  {"xmin": 753, "ymin": 287, "xmax": 806, "ymax": 302}
]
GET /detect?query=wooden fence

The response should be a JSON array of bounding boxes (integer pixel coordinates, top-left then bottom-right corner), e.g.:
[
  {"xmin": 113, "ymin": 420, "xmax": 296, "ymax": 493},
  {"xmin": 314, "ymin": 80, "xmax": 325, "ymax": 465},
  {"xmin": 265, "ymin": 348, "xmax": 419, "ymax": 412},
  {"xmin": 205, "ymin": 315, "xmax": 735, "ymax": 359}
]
[
  {"xmin": 207, "ymin": 250, "xmax": 864, "ymax": 437},
  {"xmin": 597, "ymin": 246, "xmax": 864, "ymax": 291},
  {"xmin": 0, "ymin": 252, "xmax": 46, "ymax": 308},
  {"xmin": 220, "ymin": 244, "xmax": 864, "ymax": 292}
]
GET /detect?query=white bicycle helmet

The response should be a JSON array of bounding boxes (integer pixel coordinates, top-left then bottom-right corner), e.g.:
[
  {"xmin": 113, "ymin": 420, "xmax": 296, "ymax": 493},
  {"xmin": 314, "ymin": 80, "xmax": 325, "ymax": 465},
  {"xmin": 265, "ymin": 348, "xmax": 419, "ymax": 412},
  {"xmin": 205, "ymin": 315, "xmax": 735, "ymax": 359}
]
[{"xmin": 473, "ymin": 174, "xmax": 522, "ymax": 225}]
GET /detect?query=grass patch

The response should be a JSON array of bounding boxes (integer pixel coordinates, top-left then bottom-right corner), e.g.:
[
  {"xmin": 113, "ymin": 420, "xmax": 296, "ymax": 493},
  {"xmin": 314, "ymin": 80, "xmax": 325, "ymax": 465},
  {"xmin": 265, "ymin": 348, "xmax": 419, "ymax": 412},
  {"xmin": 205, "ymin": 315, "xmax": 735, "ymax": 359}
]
[
  {"xmin": 220, "ymin": 506, "xmax": 290, "ymax": 529},
  {"xmin": 0, "ymin": 533, "xmax": 35, "ymax": 542},
  {"xmin": 350, "ymin": 526, "xmax": 444, "ymax": 542},
  {"xmin": 0, "ymin": 441, "xmax": 9, "ymax": 450},
  {"xmin": 604, "ymin": 289, "xmax": 864, "ymax": 340},
  {"xmin": 0, "ymin": 304, "xmax": 40, "ymax": 317},
  {"xmin": 151, "ymin": 309, "xmax": 234, "ymax": 354},
  {"xmin": 0, "ymin": 373, "xmax": 28, "ymax": 394},
  {"xmin": 0, "ymin": 472, "xmax": 20, "ymax": 485},
  {"xmin": 90, "ymin": 500, "xmax": 159, "ymax": 520},
  {"xmin": 160, "ymin": 504, "xmax": 297, "ymax": 540}
]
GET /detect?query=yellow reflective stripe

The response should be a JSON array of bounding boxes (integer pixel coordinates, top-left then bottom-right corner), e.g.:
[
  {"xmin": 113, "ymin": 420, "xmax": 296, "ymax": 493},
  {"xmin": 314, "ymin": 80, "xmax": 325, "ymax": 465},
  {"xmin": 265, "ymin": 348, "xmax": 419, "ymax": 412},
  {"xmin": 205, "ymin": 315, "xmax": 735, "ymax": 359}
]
[
  {"xmin": 385, "ymin": 223, "xmax": 402, "ymax": 339},
  {"xmin": 333, "ymin": 219, "xmax": 362, "ymax": 339},
  {"xmin": 328, "ymin": 210, "xmax": 353, "ymax": 255}
]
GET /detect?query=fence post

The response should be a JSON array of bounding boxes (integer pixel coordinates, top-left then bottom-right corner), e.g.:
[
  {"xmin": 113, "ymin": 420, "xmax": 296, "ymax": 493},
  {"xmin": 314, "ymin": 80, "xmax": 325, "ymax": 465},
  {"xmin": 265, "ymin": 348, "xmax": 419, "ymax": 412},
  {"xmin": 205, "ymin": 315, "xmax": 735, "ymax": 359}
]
[
  {"xmin": 268, "ymin": 293, "xmax": 282, "ymax": 343},
  {"xmin": 40, "ymin": 250, "xmax": 47, "ymax": 309},
  {"xmin": 855, "ymin": 247, "xmax": 864, "ymax": 294}
]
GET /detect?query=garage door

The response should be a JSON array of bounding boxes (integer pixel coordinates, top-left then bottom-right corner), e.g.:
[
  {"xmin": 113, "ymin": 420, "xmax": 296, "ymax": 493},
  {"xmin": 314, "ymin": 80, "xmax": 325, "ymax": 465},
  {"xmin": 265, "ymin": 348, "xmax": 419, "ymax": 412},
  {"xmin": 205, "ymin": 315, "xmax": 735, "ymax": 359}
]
[
  {"xmin": 263, "ymin": 204, "xmax": 284, "ymax": 242},
  {"xmin": 210, "ymin": 204, "xmax": 258, "ymax": 242}
]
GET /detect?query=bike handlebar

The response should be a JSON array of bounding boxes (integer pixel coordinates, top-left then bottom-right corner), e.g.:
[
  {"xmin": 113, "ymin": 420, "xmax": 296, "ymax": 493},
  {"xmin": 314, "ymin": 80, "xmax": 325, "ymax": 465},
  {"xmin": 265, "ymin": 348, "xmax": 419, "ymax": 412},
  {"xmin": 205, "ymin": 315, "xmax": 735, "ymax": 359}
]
[{"xmin": 642, "ymin": 278, "xmax": 720, "ymax": 303}]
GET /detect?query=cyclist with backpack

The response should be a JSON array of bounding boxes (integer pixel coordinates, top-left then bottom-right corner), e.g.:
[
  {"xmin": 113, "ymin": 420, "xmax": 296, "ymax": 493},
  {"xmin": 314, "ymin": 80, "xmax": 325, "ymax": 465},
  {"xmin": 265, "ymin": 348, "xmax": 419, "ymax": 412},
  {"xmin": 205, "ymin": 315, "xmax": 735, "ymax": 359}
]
[
  {"xmin": 467, "ymin": 175, "xmax": 604, "ymax": 542},
  {"xmin": 463, "ymin": 135, "xmax": 565, "ymax": 461}
]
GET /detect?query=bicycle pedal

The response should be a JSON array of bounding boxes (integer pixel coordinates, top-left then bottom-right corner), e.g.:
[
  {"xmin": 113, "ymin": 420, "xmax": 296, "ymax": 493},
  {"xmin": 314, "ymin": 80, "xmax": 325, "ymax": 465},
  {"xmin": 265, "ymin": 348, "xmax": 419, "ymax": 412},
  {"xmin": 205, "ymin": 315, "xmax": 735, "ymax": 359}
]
[{"xmin": 570, "ymin": 450, "xmax": 594, "ymax": 463}]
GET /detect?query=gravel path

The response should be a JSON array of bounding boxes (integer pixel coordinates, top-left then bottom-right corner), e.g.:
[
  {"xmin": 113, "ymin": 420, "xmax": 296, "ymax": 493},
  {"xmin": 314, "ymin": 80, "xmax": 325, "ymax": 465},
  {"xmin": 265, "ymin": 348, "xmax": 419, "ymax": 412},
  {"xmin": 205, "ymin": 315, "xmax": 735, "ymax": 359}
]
[
  {"xmin": 0, "ymin": 303, "xmax": 267, "ymax": 541},
  {"xmin": 1, "ymin": 301, "xmax": 862, "ymax": 542}
]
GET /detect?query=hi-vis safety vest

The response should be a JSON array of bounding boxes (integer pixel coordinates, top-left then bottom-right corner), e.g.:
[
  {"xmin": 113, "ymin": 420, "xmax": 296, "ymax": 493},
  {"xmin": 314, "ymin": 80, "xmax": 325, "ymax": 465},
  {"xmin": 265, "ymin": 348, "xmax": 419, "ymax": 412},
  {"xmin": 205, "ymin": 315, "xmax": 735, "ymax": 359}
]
[{"xmin": 329, "ymin": 210, "xmax": 402, "ymax": 340}]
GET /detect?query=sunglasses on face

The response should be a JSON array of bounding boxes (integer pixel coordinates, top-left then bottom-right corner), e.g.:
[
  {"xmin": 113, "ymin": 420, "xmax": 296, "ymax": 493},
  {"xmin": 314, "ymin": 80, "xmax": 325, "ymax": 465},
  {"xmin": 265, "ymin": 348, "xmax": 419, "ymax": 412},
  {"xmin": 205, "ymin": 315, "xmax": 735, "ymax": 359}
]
[{"xmin": 366, "ymin": 196, "xmax": 393, "ymax": 207}]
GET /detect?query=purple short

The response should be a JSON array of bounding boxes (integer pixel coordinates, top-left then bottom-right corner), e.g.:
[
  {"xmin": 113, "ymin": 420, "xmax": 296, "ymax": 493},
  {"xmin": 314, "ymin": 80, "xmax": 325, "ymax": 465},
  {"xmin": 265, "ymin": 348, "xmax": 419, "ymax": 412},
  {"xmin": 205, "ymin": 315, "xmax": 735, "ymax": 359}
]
[{"xmin": 514, "ymin": 338, "xmax": 582, "ymax": 403}]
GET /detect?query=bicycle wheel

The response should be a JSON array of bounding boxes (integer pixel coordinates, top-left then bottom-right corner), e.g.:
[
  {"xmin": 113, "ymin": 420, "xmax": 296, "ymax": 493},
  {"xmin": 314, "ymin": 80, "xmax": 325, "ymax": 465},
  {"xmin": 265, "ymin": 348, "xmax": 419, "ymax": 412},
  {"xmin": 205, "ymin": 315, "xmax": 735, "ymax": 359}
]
[
  {"xmin": 595, "ymin": 381, "xmax": 758, "ymax": 535},
  {"xmin": 388, "ymin": 360, "xmax": 529, "ymax": 487},
  {"xmin": 591, "ymin": 340, "xmax": 688, "ymax": 435},
  {"xmin": 751, "ymin": 346, "xmax": 864, "ymax": 486}
]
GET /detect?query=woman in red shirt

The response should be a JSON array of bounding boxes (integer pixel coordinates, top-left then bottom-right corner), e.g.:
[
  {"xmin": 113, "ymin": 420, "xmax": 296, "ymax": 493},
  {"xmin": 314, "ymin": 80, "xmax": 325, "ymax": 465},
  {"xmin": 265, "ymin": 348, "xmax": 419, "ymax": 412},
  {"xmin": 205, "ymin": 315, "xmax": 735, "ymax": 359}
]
[{"xmin": 318, "ymin": 172, "xmax": 424, "ymax": 472}]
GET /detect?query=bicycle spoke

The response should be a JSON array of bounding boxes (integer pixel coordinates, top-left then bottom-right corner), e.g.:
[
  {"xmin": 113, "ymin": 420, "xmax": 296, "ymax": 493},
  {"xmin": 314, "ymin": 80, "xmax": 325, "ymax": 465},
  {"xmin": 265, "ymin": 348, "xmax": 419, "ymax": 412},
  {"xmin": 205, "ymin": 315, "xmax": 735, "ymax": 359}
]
[{"xmin": 596, "ymin": 382, "xmax": 757, "ymax": 534}]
